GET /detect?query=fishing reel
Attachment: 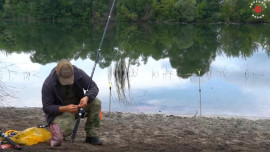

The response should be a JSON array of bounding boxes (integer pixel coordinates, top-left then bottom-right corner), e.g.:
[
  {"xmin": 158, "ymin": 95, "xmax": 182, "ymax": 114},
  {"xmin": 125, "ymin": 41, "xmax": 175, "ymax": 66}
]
[{"xmin": 79, "ymin": 108, "xmax": 87, "ymax": 118}]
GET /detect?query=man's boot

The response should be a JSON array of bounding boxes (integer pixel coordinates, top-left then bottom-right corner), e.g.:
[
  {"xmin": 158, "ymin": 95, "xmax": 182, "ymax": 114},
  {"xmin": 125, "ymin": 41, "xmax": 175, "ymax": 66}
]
[{"xmin": 85, "ymin": 136, "xmax": 103, "ymax": 145}]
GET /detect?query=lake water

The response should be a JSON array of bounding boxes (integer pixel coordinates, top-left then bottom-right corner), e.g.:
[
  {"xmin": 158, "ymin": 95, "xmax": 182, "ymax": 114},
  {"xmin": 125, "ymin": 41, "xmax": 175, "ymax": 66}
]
[{"xmin": 0, "ymin": 21, "xmax": 270, "ymax": 118}]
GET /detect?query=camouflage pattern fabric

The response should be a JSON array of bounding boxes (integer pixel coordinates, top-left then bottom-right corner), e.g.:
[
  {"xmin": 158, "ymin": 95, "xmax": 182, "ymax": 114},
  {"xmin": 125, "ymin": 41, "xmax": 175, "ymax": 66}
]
[
  {"xmin": 53, "ymin": 98, "xmax": 101, "ymax": 138},
  {"xmin": 84, "ymin": 98, "xmax": 101, "ymax": 137}
]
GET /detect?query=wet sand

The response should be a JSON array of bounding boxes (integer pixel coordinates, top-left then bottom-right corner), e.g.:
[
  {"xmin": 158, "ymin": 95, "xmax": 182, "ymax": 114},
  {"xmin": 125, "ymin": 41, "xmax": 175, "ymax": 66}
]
[{"xmin": 1, "ymin": 107, "xmax": 270, "ymax": 152}]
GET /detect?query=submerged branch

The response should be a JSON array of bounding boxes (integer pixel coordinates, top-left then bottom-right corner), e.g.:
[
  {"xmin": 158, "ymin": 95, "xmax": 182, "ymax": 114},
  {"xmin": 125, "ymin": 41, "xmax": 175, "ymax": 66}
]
[
  {"xmin": 114, "ymin": 58, "xmax": 133, "ymax": 106},
  {"xmin": 0, "ymin": 79, "xmax": 16, "ymax": 105},
  {"xmin": 0, "ymin": 62, "xmax": 19, "ymax": 105}
]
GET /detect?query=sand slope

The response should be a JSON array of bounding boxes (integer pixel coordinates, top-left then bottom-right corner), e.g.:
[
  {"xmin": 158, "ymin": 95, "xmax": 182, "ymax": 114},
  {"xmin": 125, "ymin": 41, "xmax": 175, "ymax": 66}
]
[{"xmin": 1, "ymin": 107, "xmax": 270, "ymax": 152}]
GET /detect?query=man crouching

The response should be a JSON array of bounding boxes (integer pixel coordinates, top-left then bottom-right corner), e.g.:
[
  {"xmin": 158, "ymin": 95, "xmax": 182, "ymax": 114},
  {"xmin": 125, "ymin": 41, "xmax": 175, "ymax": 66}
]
[{"xmin": 42, "ymin": 59, "xmax": 102, "ymax": 146}]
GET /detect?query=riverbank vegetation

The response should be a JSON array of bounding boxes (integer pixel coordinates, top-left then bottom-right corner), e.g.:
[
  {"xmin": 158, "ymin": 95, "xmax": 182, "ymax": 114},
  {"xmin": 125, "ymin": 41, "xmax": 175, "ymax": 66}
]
[{"xmin": 0, "ymin": 0, "xmax": 269, "ymax": 23}]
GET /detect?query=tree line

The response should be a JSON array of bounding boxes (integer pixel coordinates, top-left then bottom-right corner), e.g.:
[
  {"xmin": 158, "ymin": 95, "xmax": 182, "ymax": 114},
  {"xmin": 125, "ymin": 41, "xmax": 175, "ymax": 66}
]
[{"xmin": 0, "ymin": 0, "xmax": 269, "ymax": 23}]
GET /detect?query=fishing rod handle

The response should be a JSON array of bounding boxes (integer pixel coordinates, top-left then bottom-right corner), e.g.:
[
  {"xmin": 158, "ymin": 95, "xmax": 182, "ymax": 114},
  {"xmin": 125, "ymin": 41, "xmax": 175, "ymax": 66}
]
[
  {"xmin": 71, "ymin": 118, "xmax": 81, "ymax": 143},
  {"xmin": 71, "ymin": 108, "xmax": 84, "ymax": 143},
  {"xmin": 0, "ymin": 133, "xmax": 22, "ymax": 150}
]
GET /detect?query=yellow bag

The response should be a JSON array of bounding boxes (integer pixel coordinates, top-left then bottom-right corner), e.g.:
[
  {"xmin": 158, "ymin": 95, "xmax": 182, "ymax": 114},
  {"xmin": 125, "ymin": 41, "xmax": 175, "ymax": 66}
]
[{"xmin": 10, "ymin": 127, "xmax": 51, "ymax": 146}]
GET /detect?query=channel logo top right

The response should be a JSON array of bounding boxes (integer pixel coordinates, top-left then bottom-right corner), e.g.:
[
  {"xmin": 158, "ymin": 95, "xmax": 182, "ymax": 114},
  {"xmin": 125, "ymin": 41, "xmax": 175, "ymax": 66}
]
[{"xmin": 250, "ymin": 0, "xmax": 268, "ymax": 19}]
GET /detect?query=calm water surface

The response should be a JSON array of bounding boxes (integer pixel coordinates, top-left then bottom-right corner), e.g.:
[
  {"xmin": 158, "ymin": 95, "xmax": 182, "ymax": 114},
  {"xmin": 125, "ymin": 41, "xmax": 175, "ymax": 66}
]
[{"xmin": 0, "ymin": 22, "xmax": 270, "ymax": 118}]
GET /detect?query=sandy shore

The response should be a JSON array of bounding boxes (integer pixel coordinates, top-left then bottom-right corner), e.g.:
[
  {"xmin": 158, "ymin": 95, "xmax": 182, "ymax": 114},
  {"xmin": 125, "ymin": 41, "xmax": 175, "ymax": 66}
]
[{"xmin": 1, "ymin": 107, "xmax": 270, "ymax": 152}]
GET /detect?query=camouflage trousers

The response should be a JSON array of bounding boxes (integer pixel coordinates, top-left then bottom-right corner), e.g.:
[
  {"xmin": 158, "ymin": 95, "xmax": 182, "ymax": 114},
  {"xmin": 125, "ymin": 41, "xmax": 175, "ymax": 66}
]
[{"xmin": 53, "ymin": 98, "xmax": 101, "ymax": 138}]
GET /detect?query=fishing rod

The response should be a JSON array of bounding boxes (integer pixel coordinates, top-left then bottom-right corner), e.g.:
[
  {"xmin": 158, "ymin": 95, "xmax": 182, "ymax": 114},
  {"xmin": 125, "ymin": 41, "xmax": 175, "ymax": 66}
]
[
  {"xmin": 71, "ymin": 108, "xmax": 84, "ymax": 143},
  {"xmin": 88, "ymin": 0, "xmax": 116, "ymax": 83},
  {"xmin": 0, "ymin": 130, "xmax": 22, "ymax": 150},
  {"xmin": 71, "ymin": 0, "xmax": 117, "ymax": 143}
]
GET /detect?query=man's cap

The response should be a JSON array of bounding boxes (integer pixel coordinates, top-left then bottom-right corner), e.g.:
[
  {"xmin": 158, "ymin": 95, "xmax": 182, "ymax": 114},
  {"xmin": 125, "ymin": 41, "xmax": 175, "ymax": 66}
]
[{"xmin": 56, "ymin": 59, "xmax": 74, "ymax": 85}]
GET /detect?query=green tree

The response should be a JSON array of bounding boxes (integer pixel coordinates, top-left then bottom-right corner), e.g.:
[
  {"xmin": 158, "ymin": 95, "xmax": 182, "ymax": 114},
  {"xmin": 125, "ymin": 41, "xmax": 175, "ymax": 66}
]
[
  {"xmin": 152, "ymin": 0, "xmax": 176, "ymax": 21},
  {"xmin": 197, "ymin": 0, "xmax": 207, "ymax": 21},
  {"xmin": 116, "ymin": 0, "xmax": 153, "ymax": 21},
  {"xmin": 175, "ymin": 0, "xmax": 197, "ymax": 22},
  {"xmin": 0, "ymin": 0, "xmax": 4, "ymax": 10},
  {"xmin": 0, "ymin": 0, "xmax": 269, "ymax": 23},
  {"xmin": 221, "ymin": 0, "xmax": 252, "ymax": 23},
  {"xmin": 3, "ymin": 0, "xmax": 13, "ymax": 18},
  {"xmin": 196, "ymin": 0, "xmax": 222, "ymax": 22}
]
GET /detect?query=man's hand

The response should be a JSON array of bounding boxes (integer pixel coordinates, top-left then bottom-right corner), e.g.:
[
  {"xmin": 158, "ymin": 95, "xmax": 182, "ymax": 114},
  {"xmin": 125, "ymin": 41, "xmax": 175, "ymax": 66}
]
[
  {"xmin": 78, "ymin": 96, "xmax": 88, "ymax": 108},
  {"xmin": 59, "ymin": 104, "xmax": 78, "ymax": 113}
]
